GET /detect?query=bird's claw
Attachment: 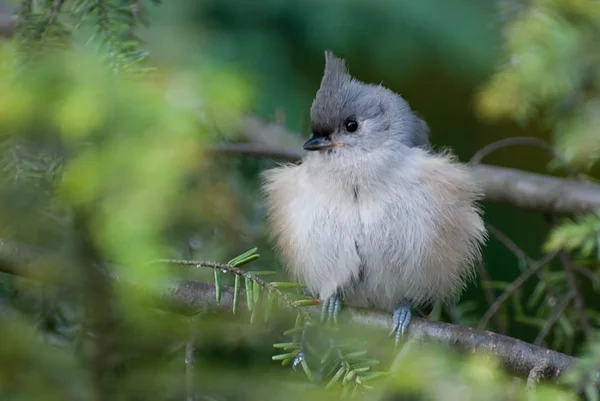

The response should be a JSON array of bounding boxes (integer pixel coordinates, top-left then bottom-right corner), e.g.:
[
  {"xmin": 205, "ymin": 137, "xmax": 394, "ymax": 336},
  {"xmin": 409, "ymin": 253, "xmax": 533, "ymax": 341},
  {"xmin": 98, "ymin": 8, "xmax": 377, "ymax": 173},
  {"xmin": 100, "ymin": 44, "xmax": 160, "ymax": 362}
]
[
  {"xmin": 320, "ymin": 295, "xmax": 341, "ymax": 324},
  {"xmin": 389, "ymin": 302, "xmax": 412, "ymax": 347}
]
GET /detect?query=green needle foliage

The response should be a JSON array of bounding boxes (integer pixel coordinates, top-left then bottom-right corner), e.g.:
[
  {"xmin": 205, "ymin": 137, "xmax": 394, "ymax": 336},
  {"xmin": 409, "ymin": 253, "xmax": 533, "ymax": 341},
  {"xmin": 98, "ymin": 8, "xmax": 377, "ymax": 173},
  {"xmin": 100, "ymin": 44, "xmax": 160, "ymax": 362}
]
[
  {"xmin": 14, "ymin": 0, "xmax": 161, "ymax": 72},
  {"xmin": 478, "ymin": 0, "xmax": 600, "ymax": 170}
]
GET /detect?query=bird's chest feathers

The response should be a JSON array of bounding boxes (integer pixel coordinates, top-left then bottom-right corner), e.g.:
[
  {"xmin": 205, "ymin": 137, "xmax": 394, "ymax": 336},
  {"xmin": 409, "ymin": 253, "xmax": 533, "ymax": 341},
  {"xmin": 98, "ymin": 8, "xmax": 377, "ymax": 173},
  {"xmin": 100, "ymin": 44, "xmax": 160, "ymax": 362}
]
[{"xmin": 291, "ymin": 166, "xmax": 421, "ymax": 288}]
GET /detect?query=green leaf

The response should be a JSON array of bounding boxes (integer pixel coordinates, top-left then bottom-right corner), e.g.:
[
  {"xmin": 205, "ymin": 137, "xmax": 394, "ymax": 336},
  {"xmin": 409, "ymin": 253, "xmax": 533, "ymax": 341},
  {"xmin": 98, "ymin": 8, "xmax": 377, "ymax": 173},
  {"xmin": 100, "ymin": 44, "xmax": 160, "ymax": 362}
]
[
  {"xmin": 250, "ymin": 271, "xmax": 276, "ymax": 276},
  {"xmin": 265, "ymin": 290, "xmax": 276, "ymax": 322},
  {"xmin": 233, "ymin": 275, "xmax": 240, "ymax": 315},
  {"xmin": 325, "ymin": 366, "xmax": 346, "ymax": 390},
  {"xmin": 300, "ymin": 359, "xmax": 313, "ymax": 382},
  {"xmin": 227, "ymin": 247, "xmax": 258, "ymax": 266},
  {"xmin": 343, "ymin": 369, "xmax": 356, "ymax": 384},
  {"xmin": 214, "ymin": 270, "xmax": 221, "ymax": 305},
  {"xmin": 245, "ymin": 277, "xmax": 253, "ymax": 311},
  {"xmin": 230, "ymin": 254, "xmax": 260, "ymax": 267},
  {"xmin": 269, "ymin": 282, "xmax": 307, "ymax": 289},
  {"xmin": 483, "ymin": 281, "xmax": 511, "ymax": 290},
  {"xmin": 344, "ymin": 351, "xmax": 368, "ymax": 360},
  {"xmin": 511, "ymin": 289, "xmax": 524, "ymax": 318},
  {"xmin": 272, "ymin": 352, "xmax": 298, "ymax": 361},
  {"xmin": 250, "ymin": 282, "xmax": 262, "ymax": 324},
  {"xmin": 292, "ymin": 313, "xmax": 304, "ymax": 342},
  {"xmin": 283, "ymin": 326, "xmax": 304, "ymax": 336},
  {"xmin": 558, "ymin": 315, "xmax": 574, "ymax": 337},
  {"xmin": 320, "ymin": 347, "xmax": 333, "ymax": 364},
  {"xmin": 273, "ymin": 342, "xmax": 299, "ymax": 349},
  {"xmin": 527, "ymin": 281, "xmax": 546, "ymax": 310},
  {"xmin": 253, "ymin": 281, "xmax": 262, "ymax": 306}
]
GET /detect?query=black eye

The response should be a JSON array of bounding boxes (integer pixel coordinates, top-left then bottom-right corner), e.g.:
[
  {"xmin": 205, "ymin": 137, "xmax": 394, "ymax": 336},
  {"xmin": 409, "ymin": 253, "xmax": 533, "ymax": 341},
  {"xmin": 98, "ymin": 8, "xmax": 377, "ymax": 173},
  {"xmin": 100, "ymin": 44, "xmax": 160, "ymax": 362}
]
[{"xmin": 344, "ymin": 119, "xmax": 358, "ymax": 133}]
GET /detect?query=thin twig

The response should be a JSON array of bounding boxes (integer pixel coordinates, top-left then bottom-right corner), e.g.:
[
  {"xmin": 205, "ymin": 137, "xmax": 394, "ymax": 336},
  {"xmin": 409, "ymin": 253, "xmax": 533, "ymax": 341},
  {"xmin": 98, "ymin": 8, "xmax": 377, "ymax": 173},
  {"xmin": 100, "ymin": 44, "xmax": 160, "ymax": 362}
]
[
  {"xmin": 534, "ymin": 292, "xmax": 574, "ymax": 346},
  {"xmin": 572, "ymin": 263, "xmax": 599, "ymax": 284},
  {"xmin": 560, "ymin": 252, "xmax": 593, "ymax": 341},
  {"xmin": 478, "ymin": 251, "xmax": 559, "ymax": 330},
  {"xmin": 154, "ymin": 259, "xmax": 317, "ymax": 325},
  {"xmin": 478, "ymin": 261, "xmax": 507, "ymax": 334},
  {"xmin": 469, "ymin": 136, "xmax": 580, "ymax": 178},
  {"xmin": 469, "ymin": 137, "xmax": 556, "ymax": 165},
  {"xmin": 487, "ymin": 223, "xmax": 562, "ymax": 295},
  {"xmin": 486, "ymin": 223, "xmax": 532, "ymax": 267}
]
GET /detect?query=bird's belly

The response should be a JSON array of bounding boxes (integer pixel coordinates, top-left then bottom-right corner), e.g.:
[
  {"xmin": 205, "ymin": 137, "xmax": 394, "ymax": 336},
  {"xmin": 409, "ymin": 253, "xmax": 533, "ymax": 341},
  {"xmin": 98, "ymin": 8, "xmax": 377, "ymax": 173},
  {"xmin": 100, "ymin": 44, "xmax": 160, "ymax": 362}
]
[
  {"xmin": 345, "ymin": 190, "xmax": 434, "ymax": 311},
  {"xmin": 285, "ymin": 191, "xmax": 363, "ymax": 300}
]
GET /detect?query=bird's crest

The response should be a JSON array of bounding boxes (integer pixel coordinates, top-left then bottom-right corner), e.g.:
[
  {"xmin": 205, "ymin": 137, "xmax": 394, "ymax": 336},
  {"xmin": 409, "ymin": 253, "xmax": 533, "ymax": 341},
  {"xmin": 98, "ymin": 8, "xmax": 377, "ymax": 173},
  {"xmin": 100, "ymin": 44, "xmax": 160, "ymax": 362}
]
[{"xmin": 311, "ymin": 51, "xmax": 357, "ymax": 132}]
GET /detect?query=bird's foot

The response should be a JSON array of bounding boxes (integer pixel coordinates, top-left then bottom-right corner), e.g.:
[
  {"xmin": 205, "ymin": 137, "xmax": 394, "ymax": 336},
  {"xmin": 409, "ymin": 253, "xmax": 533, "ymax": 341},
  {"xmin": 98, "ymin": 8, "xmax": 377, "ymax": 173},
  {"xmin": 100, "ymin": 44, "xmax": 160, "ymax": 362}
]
[
  {"xmin": 320, "ymin": 294, "xmax": 341, "ymax": 325},
  {"xmin": 389, "ymin": 301, "xmax": 412, "ymax": 347}
]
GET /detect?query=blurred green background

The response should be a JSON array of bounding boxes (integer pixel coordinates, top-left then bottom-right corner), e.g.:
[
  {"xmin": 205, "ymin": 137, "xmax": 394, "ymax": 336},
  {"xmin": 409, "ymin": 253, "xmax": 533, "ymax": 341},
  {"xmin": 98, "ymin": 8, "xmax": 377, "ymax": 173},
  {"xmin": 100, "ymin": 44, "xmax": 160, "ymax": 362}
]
[{"xmin": 140, "ymin": 0, "xmax": 560, "ymax": 340}]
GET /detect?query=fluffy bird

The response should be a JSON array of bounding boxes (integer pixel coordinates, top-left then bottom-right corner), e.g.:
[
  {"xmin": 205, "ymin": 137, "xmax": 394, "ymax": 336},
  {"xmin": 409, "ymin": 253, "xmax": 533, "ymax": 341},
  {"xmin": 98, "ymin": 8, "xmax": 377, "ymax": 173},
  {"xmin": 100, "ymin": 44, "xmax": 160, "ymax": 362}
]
[{"xmin": 261, "ymin": 51, "xmax": 486, "ymax": 342}]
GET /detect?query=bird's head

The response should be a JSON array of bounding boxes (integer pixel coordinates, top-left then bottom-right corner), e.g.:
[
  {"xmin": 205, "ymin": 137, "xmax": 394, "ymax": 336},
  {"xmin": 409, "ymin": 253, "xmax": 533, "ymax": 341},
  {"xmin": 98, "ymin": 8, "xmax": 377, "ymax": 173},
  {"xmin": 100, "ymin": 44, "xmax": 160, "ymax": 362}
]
[{"xmin": 304, "ymin": 51, "xmax": 430, "ymax": 155}]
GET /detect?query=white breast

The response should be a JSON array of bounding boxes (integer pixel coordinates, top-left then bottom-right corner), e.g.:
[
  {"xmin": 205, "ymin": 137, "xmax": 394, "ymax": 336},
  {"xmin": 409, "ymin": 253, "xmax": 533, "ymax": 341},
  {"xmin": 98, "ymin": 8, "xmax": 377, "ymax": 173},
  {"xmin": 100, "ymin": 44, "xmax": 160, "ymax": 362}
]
[
  {"xmin": 262, "ymin": 148, "xmax": 485, "ymax": 311},
  {"xmin": 261, "ymin": 161, "xmax": 363, "ymax": 300}
]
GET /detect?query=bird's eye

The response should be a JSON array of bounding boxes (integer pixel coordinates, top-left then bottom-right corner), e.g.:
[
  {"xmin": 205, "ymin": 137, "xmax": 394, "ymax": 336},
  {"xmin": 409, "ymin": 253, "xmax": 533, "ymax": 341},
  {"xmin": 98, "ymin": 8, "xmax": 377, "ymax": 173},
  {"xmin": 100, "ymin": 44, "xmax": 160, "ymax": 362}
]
[{"xmin": 344, "ymin": 119, "xmax": 358, "ymax": 133}]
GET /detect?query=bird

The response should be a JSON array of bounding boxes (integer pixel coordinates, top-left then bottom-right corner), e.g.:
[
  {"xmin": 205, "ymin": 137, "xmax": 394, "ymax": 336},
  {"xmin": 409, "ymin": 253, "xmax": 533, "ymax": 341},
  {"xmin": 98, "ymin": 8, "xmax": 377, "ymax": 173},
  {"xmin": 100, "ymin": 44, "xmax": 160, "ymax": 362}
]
[{"xmin": 261, "ymin": 51, "xmax": 487, "ymax": 343}]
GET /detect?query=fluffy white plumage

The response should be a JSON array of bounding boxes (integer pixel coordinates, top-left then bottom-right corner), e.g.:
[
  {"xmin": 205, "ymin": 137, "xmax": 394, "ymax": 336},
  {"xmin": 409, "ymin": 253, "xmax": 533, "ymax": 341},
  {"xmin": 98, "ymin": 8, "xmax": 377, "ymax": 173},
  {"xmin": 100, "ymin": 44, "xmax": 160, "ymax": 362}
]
[{"xmin": 261, "ymin": 51, "xmax": 487, "ymax": 315}]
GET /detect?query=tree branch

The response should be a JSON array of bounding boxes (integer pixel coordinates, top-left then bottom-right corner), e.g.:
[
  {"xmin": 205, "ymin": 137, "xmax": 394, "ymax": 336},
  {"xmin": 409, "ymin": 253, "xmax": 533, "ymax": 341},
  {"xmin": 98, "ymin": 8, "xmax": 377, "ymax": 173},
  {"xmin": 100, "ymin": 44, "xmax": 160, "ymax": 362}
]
[
  {"xmin": 159, "ymin": 278, "xmax": 575, "ymax": 380},
  {"xmin": 0, "ymin": 238, "xmax": 577, "ymax": 382},
  {"xmin": 211, "ymin": 117, "xmax": 600, "ymax": 215}
]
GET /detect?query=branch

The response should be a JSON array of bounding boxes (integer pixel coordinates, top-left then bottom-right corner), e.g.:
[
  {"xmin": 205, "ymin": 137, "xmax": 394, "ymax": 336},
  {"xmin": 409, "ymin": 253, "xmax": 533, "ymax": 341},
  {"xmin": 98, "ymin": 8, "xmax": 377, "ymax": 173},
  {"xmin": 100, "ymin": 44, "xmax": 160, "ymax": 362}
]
[
  {"xmin": 211, "ymin": 117, "xmax": 600, "ymax": 215},
  {"xmin": 0, "ymin": 239, "xmax": 577, "ymax": 382},
  {"xmin": 160, "ymin": 278, "xmax": 575, "ymax": 380},
  {"xmin": 472, "ymin": 164, "xmax": 600, "ymax": 215}
]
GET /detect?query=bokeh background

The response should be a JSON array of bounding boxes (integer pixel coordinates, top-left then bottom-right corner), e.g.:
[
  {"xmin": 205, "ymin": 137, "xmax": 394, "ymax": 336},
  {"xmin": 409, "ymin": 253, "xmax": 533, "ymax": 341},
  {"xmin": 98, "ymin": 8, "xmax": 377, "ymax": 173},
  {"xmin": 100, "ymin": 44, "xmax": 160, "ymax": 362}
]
[{"xmin": 1, "ymin": 0, "xmax": 599, "ymax": 400}]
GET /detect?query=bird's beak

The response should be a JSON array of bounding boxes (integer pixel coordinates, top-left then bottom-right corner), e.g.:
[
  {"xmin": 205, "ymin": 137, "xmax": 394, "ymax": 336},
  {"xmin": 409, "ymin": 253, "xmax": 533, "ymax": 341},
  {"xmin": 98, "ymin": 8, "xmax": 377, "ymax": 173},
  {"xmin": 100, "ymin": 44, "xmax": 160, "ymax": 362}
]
[
  {"xmin": 303, "ymin": 135, "xmax": 332, "ymax": 151},
  {"xmin": 303, "ymin": 135, "xmax": 344, "ymax": 151}
]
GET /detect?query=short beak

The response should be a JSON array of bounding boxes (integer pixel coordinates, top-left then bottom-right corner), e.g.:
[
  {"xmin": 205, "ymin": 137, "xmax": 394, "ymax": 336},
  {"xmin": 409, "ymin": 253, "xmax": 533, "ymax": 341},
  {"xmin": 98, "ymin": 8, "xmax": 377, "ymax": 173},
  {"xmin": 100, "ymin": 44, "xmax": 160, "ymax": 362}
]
[{"xmin": 303, "ymin": 135, "xmax": 333, "ymax": 151}]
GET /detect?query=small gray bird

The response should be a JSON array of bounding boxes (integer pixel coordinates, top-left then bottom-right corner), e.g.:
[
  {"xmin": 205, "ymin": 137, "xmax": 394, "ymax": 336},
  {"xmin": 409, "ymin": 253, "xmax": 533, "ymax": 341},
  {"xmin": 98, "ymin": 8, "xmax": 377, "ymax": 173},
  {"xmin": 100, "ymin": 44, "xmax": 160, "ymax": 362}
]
[{"xmin": 261, "ymin": 51, "xmax": 486, "ymax": 342}]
